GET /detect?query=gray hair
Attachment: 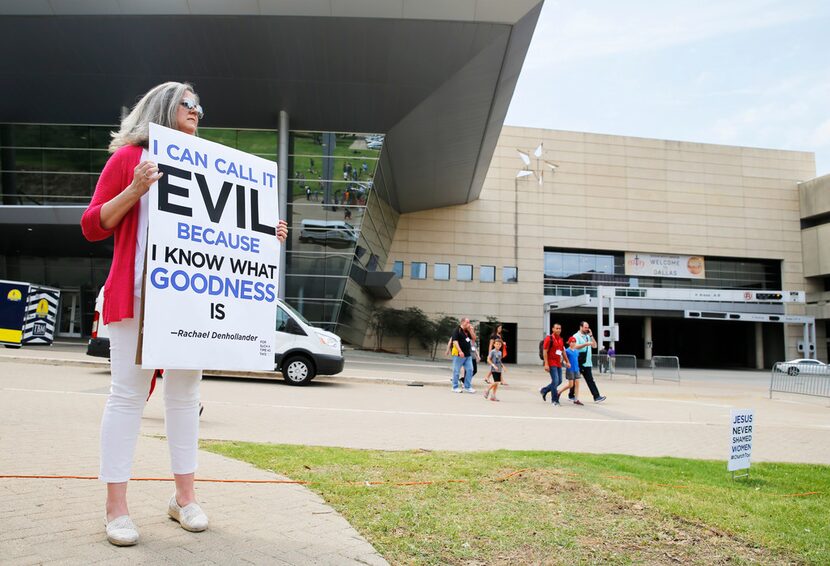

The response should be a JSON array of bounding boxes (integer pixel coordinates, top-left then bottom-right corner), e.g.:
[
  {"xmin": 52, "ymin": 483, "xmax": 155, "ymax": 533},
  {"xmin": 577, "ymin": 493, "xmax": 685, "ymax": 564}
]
[{"xmin": 109, "ymin": 82, "xmax": 198, "ymax": 152}]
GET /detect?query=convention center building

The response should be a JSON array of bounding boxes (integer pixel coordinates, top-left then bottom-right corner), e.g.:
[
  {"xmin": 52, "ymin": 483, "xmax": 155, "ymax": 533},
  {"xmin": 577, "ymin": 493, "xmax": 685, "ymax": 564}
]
[{"xmin": 1, "ymin": 1, "xmax": 827, "ymax": 367}]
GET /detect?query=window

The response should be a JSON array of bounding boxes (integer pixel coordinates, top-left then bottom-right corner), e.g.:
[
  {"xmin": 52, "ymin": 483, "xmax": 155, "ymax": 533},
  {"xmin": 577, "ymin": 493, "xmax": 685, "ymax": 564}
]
[
  {"xmin": 276, "ymin": 306, "xmax": 305, "ymax": 335},
  {"xmin": 543, "ymin": 248, "xmax": 781, "ymax": 291},
  {"xmin": 392, "ymin": 261, "xmax": 404, "ymax": 278},
  {"xmin": 411, "ymin": 262, "xmax": 427, "ymax": 279},
  {"xmin": 503, "ymin": 266, "xmax": 518, "ymax": 283},
  {"xmin": 480, "ymin": 265, "xmax": 495, "ymax": 282},
  {"xmin": 434, "ymin": 263, "xmax": 450, "ymax": 280},
  {"xmin": 367, "ymin": 254, "xmax": 380, "ymax": 272},
  {"xmin": 457, "ymin": 264, "xmax": 473, "ymax": 281}
]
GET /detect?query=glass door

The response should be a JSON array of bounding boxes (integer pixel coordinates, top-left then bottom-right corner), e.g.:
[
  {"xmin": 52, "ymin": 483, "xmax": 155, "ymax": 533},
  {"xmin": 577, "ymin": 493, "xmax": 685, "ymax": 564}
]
[{"xmin": 56, "ymin": 288, "xmax": 82, "ymax": 337}]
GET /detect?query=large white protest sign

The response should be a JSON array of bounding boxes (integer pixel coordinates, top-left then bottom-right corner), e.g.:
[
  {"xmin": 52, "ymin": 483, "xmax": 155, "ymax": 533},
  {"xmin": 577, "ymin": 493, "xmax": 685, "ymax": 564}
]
[
  {"xmin": 728, "ymin": 408, "xmax": 754, "ymax": 472},
  {"xmin": 141, "ymin": 123, "xmax": 279, "ymax": 370}
]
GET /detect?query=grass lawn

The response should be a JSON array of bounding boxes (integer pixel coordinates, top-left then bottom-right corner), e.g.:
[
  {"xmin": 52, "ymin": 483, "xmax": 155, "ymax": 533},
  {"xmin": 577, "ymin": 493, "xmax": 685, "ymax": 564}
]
[{"xmin": 202, "ymin": 442, "xmax": 829, "ymax": 565}]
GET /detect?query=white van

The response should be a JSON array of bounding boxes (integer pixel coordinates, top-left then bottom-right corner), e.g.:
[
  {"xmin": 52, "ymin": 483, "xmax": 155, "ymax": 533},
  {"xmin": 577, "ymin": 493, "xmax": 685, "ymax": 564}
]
[
  {"xmin": 86, "ymin": 288, "xmax": 344, "ymax": 385},
  {"xmin": 274, "ymin": 300, "xmax": 344, "ymax": 385},
  {"xmin": 298, "ymin": 219, "xmax": 358, "ymax": 247}
]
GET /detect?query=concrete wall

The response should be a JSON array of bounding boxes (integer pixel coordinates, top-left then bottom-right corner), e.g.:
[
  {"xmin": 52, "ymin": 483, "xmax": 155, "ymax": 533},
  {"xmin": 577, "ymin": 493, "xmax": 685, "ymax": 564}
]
[
  {"xmin": 800, "ymin": 175, "xmax": 830, "ymax": 279},
  {"xmin": 381, "ymin": 126, "xmax": 818, "ymax": 363},
  {"xmin": 801, "ymin": 224, "xmax": 830, "ymax": 278},
  {"xmin": 799, "ymin": 174, "xmax": 830, "ymax": 219}
]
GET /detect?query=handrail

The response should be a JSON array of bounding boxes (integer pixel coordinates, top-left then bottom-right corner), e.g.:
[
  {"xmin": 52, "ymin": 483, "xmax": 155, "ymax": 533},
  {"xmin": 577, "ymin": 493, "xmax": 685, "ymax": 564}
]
[
  {"xmin": 651, "ymin": 355, "xmax": 680, "ymax": 383},
  {"xmin": 769, "ymin": 362, "xmax": 830, "ymax": 399}
]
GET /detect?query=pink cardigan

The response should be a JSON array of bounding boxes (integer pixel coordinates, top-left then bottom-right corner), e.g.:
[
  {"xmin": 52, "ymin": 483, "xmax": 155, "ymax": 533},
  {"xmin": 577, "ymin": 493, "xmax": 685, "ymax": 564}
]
[{"xmin": 81, "ymin": 145, "xmax": 143, "ymax": 325}]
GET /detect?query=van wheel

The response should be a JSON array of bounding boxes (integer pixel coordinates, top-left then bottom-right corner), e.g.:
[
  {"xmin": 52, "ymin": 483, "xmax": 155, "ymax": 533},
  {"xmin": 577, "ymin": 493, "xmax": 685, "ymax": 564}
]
[
  {"xmin": 787, "ymin": 366, "xmax": 799, "ymax": 376},
  {"xmin": 282, "ymin": 356, "xmax": 316, "ymax": 385}
]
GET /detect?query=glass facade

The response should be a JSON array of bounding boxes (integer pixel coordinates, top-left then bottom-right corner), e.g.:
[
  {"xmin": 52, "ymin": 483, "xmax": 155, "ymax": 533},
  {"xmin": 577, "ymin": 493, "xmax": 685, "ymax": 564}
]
[
  {"xmin": 0, "ymin": 124, "xmax": 111, "ymax": 205},
  {"xmin": 284, "ymin": 130, "xmax": 391, "ymax": 335},
  {"xmin": 544, "ymin": 248, "xmax": 782, "ymax": 296},
  {"xmin": 0, "ymin": 123, "xmax": 399, "ymax": 341}
]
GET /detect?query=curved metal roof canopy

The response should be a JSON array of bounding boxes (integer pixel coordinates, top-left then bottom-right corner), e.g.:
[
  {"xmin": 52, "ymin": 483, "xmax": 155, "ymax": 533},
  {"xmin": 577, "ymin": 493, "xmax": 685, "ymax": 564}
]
[{"xmin": 0, "ymin": 0, "xmax": 542, "ymax": 213}]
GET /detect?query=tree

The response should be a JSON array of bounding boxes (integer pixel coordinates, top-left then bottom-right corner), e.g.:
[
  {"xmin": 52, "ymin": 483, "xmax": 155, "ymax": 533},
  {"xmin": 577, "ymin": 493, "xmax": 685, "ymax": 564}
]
[
  {"xmin": 399, "ymin": 307, "xmax": 431, "ymax": 356},
  {"xmin": 368, "ymin": 306, "xmax": 403, "ymax": 351},
  {"xmin": 426, "ymin": 314, "xmax": 460, "ymax": 360}
]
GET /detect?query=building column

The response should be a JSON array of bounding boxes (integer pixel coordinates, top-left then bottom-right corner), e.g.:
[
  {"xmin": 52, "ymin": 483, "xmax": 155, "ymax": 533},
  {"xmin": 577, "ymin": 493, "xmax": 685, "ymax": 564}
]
[
  {"xmin": 644, "ymin": 316, "xmax": 652, "ymax": 361},
  {"xmin": 755, "ymin": 322, "xmax": 764, "ymax": 369},
  {"xmin": 278, "ymin": 111, "xmax": 289, "ymax": 300}
]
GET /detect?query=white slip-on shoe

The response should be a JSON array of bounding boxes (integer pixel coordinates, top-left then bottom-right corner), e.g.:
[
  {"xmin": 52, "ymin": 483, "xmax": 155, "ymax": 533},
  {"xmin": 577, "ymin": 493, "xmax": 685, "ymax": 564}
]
[
  {"xmin": 105, "ymin": 515, "xmax": 139, "ymax": 546},
  {"xmin": 168, "ymin": 495, "xmax": 209, "ymax": 532}
]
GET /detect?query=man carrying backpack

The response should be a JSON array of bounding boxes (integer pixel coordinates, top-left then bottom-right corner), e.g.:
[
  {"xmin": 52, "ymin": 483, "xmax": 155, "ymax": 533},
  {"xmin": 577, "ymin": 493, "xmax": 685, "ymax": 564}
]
[{"xmin": 540, "ymin": 322, "xmax": 569, "ymax": 405}]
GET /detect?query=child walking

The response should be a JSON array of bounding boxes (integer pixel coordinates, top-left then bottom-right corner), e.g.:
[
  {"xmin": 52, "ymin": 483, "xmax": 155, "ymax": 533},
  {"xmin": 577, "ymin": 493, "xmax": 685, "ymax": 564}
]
[
  {"xmin": 556, "ymin": 337, "xmax": 584, "ymax": 406},
  {"xmin": 485, "ymin": 338, "xmax": 505, "ymax": 401}
]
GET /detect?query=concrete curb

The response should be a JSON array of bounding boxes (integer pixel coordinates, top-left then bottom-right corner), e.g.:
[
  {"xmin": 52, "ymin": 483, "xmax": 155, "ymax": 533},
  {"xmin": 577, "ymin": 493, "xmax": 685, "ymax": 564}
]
[
  {"xmin": 0, "ymin": 353, "xmax": 450, "ymax": 388},
  {"xmin": 0, "ymin": 354, "xmax": 109, "ymax": 369}
]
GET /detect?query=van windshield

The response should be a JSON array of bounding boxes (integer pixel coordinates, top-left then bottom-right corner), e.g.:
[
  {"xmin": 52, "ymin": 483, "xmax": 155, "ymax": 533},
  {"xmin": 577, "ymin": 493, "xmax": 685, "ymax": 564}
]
[{"xmin": 280, "ymin": 300, "xmax": 311, "ymax": 326}]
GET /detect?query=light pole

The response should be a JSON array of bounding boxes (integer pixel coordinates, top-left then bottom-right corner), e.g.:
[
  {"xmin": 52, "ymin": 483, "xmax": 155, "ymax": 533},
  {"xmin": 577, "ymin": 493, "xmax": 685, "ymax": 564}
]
[{"xmin": 514, "ymin": 169, "xmax": 533, "ymax": 263}]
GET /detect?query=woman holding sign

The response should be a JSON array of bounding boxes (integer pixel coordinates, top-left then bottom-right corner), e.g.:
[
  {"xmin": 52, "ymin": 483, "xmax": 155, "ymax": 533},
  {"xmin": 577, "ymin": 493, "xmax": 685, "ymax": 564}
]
[{"xmin": 81, "ymin": 82, "xmax": 288, "ymax": 547}]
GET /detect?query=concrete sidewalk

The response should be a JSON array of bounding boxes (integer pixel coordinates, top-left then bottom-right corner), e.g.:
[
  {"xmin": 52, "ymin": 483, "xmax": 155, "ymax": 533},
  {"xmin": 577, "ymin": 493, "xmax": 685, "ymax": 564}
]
[
  {"xmin": 2, "ymin": 342, "xmax": 830, "ymax": 564},
  {"xmin": 0, "ymin": 359, "xmax": 388, "ymax": 565}
]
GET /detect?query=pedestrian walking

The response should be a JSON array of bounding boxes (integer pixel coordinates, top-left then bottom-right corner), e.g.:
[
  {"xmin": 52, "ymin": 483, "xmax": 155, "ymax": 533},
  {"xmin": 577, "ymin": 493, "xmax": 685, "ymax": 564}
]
[
  {"xmin": 488, "ymin": 324, "xmax": 508, "ymax": 385},
  {"xmin": 572, "ymin": 321, "xmax": 607, "ymax": 403},
  {"xmin": 540, "ymin": 323, "xmax": 569, "ymax": 404},
  {"xmin": 468, "ymin": 323, "xmax": 480, "ymax": 381},
  {"xmin": 484, "ymin": 338, "xmax": 505, "ymax": 401},
  {"xmin": 599, "ymin": 345, "xmax": 608, "ymax": 373},
  {"xmin": 607, "ymin": 344, "xmax": 616, "ymax": 373},
  {"xmin": 556, "ymin": 337, "xmax": 584, "ymax": 405},
  {"xmin": 450, "ymin": 318, "xmax": 476, "ymax": 393}
]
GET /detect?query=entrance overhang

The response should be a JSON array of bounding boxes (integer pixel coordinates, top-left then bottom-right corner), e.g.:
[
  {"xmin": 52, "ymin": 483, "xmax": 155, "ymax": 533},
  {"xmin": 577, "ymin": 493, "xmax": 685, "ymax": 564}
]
[{"xmin": 0, "ymin": 0, "xmax": 544, "ymax": 214}]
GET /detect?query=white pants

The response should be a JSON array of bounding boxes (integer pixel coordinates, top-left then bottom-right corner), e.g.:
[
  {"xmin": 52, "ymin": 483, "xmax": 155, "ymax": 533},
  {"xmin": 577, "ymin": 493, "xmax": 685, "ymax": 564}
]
[{"xmin": 99, "ymin": 298, "xmax": 202, "ymax": 483}]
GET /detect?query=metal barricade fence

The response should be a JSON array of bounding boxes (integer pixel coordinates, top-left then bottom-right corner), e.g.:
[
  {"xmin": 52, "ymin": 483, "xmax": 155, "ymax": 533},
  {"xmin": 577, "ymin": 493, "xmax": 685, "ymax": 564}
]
[
  {"xmin": 769, "ymin": 362, "xmax": 830, "ymax": 399},
  {"xmin": 597, "ymin": 354, "xmax": 638, "ymax": 383},
  {"xmin": 651, "ymin": 356, "xmax": 680, "ymax": 383}
]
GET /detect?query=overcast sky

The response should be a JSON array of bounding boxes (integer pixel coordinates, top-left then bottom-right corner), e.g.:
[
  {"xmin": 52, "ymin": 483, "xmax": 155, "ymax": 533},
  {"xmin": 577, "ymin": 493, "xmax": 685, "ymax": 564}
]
[{"xmin": 506, "ymin": 0, "xmax": 830, "ymax": 177}]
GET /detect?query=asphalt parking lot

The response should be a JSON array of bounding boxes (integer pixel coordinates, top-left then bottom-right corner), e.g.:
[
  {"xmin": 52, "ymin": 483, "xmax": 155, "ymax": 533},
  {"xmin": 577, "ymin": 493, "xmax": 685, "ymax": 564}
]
[{"xmin": 2, "ymin": 343, "xmax": 829, "ymax": 464}]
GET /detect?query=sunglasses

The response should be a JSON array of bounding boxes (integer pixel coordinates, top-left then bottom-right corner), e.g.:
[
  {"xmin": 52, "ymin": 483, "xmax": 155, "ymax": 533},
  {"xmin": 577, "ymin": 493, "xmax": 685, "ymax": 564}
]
[{"xmin": 180, "ymin": 99, "xmax": 204, "ymax": 119}]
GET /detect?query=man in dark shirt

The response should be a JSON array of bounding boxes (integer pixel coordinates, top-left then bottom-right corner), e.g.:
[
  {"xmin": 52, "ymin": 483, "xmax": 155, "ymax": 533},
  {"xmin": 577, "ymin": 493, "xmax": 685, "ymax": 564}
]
[{"xmin": 451, "ymin": 318, "xmax": 476, "ymax": 393}]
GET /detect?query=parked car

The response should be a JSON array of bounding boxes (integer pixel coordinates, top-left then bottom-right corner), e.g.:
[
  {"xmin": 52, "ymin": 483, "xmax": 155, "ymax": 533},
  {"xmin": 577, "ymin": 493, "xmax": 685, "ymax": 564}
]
[
  {"xmin": 775, "ymin": 358, "xmax": 827, "ymax": 376},
  {"xmin": 364, "ymin": 135, "xmax": 384, "ymax": 150},
  {"xmin": 86, "ymin": 288, "xmax": 344, "ymax": 386},
  {"xmin": 86, "ymin": 288, "xmax": 110, "ymax": 358}
]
